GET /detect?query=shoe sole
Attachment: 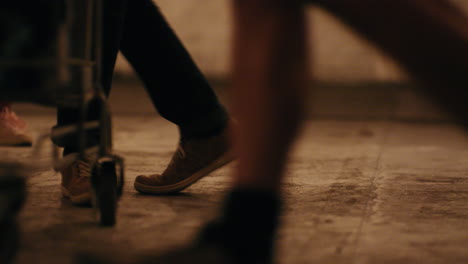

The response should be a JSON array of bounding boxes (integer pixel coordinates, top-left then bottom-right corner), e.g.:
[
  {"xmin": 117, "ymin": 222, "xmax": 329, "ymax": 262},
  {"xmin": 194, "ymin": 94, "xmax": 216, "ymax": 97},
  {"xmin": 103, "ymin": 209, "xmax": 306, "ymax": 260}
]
[
  {"xmin": 0, "ymin": 141, "xmax": 32, "ymax": 147},
  {"xmin": 0, "ymin": 134, "xmax": 33, "ymax": 147},
  {"xmin": 61, "ymin": 186, "xmax": 92, "ymax": 205},
  {"xmin": 134, "ymin": 152, "xmax": 234, "ymax": 194}
]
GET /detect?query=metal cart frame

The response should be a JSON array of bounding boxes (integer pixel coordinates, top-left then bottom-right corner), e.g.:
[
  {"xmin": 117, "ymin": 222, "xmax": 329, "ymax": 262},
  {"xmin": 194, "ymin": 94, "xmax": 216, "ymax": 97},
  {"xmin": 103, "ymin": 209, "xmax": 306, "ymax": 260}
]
[{"xmin": 0, "ymin": 0, "xmax": 124, "ymax": 227}]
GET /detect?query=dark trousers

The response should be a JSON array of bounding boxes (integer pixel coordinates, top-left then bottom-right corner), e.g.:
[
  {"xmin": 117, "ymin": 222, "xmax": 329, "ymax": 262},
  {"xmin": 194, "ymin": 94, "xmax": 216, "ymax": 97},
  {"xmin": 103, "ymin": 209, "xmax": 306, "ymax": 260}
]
[{"xmin": 55, "ymin": 0, "xmax": 228, "ymax": 153}]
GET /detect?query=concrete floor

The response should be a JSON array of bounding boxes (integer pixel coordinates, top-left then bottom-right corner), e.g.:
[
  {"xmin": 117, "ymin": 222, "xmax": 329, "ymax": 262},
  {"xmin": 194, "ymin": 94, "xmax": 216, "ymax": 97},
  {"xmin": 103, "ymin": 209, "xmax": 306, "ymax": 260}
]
[{"xmin": 3, "ymin": 85, "xmax": 468, "ymax": 264}]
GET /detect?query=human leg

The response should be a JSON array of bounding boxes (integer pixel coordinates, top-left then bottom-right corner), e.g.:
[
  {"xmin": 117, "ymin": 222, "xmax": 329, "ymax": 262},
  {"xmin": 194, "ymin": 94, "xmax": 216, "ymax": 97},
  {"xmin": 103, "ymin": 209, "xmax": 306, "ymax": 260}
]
[
  {"xmin": 190, "ymin": 2, "xmax": 309, "ymax": 262},
  {"xmin": 120, "ymin": 0, "xmax": 228, "ymax": 140},
  {"xmin": 315, "ymin": 0, "xmax": 468, "ymax": 125},
  {"xmin": 120, "ymin": 0, "xmax": 232, "ymax": 194}
]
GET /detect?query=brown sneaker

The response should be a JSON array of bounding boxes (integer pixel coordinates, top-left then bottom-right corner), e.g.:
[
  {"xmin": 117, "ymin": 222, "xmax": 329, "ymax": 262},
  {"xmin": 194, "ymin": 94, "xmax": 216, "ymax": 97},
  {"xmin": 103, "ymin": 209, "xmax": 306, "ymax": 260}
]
[
  {"xmin": 61, "ymin": 156, "xmax": 92, "ymax": 205},
  {"xmin": 134, "ymin": 130, "xmax": 233, "ymax": 194}
]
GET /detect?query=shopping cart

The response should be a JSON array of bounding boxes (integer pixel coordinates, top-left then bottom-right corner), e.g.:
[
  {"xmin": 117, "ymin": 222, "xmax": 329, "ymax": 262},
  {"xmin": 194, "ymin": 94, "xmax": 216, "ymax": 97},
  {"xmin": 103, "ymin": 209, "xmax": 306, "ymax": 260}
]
[{"xmin": 0, "ymin": 0, "xmax": 124, "ymax": 228}]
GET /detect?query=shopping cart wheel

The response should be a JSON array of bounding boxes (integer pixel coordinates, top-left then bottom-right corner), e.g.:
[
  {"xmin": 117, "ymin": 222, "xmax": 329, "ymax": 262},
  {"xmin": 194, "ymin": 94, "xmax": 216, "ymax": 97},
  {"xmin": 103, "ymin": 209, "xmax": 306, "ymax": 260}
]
[{"xmin": 91, "ymin": 158, "xmax": 119, "ymax": 226}]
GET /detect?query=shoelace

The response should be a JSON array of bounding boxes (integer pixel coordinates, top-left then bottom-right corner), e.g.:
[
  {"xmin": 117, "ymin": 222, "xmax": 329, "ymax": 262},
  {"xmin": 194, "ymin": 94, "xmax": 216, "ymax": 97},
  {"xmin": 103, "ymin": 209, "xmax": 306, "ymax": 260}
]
[
  {"xmin": 176, "ymin": 144, "xmax": 187, "ymax": 159},
  {"xmin": 163, "ymin": 145, "xmax": 187, "ymax": 174},
  {"xmin": 75, "ymin": 160, "xmax": 91, "ymax": 178}
]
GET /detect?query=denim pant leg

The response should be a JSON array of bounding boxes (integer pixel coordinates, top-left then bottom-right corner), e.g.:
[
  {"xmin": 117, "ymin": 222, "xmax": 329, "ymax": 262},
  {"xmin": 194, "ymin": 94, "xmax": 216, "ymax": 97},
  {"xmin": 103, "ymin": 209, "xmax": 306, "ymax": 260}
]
[
  {"xmin": 120, "ymin": 0, "xmax": 228, "ymax": 140},
  {"xmin": 54, "ymin": 0, "xmax": 229, "ymax": 153}
]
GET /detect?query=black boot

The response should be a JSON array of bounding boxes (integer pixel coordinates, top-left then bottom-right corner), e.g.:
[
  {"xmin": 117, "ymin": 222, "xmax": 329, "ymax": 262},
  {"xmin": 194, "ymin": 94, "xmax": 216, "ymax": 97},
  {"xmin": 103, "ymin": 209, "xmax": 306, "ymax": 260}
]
[{"xmin": 196, "ymin": 189, "xmax": 281, "ymax": 264}]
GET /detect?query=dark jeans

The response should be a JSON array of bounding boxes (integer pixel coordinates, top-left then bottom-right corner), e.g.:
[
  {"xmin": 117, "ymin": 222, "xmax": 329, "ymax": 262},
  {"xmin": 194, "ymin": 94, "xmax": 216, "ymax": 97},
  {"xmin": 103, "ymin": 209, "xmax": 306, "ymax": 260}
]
[{"xmin": 54, "ymin": 0, "xmax": 228, "ymax": 153}]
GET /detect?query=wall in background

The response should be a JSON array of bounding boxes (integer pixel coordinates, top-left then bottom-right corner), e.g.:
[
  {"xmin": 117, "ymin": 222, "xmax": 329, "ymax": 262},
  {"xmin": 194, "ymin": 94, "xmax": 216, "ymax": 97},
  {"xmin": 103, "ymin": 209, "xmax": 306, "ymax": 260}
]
[{"xmin": 115, "ymin": 0, "xmax": 467, "ymax": 82}]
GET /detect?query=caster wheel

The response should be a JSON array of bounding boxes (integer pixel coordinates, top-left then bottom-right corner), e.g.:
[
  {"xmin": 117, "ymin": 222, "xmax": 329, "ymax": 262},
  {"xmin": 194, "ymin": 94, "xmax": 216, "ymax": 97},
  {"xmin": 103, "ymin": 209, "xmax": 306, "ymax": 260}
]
[{"xmin": 92, "ymin": 159, "xmax": 117, "ymax": 226}]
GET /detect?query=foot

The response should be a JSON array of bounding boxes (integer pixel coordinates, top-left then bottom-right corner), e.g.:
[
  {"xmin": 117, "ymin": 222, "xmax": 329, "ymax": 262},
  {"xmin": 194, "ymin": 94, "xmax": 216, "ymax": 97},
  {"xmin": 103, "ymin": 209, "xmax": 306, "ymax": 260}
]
[
  {"xmin": 0, "ymin": 104, "xmax": 33, "ymax": 147},
  {"xmin": 60, "ymin": 155, "xmax": 93, "ymax": 205},
  {"xmin": 134, "ymin": 129, "xmax": 233, "ymax": 194}
]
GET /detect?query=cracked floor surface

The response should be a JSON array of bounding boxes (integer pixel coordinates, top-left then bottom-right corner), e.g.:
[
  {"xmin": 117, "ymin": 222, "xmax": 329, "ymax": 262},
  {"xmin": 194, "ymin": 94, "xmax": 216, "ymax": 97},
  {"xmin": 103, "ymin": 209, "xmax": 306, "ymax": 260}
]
[{"xmin": 2, "ymin": 105, "xmax": 467, "ymax": 264}]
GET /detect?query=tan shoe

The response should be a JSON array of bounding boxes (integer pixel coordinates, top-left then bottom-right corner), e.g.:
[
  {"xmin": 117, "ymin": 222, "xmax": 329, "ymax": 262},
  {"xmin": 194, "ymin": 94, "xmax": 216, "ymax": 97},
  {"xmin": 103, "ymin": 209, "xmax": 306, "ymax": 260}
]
[
  {"xmin": 134, "ymin": 130, "xmax": 233, "ymax": 194},
  {"xmin": 0, "ymin": 105, "xmax": 33, "ymax": 147},
  {"xmin": 61, "ymin": 157, "xmax": 92, "ymax": 205}
]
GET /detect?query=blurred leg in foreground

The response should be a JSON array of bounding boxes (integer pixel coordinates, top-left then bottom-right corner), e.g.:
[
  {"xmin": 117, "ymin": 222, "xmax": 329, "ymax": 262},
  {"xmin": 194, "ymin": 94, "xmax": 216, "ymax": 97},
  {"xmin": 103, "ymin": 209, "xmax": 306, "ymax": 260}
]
[
  {"xmin": 315, "ymin": 0, "xmax": 468, "ymax": 125},
  {"xmin": 123, "ymin": 0, "xmax": 233, "ymax": 196}
]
